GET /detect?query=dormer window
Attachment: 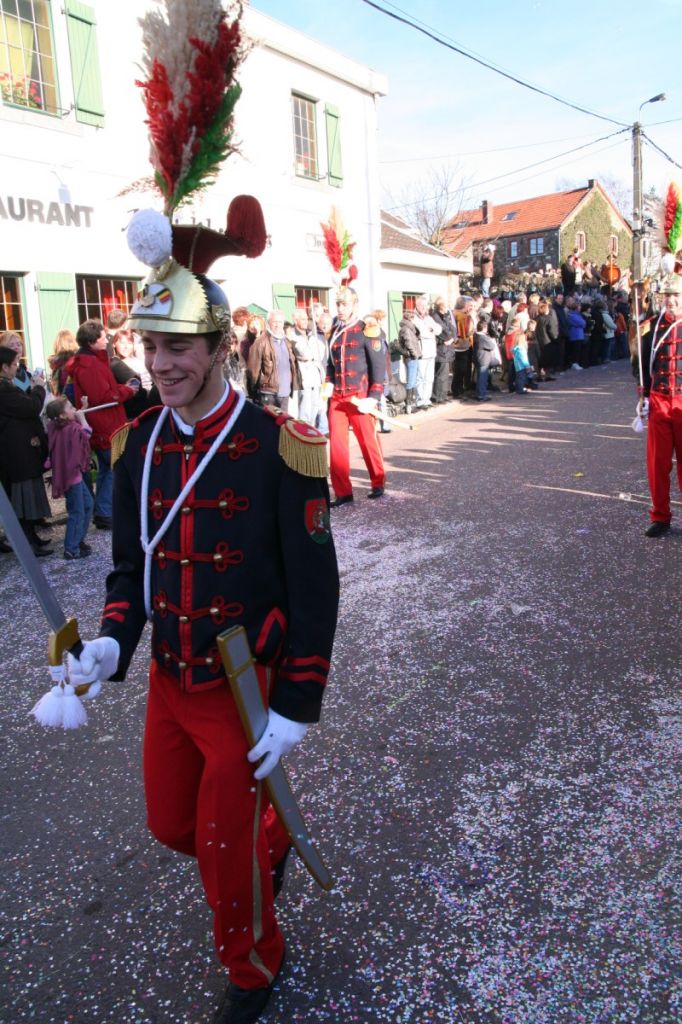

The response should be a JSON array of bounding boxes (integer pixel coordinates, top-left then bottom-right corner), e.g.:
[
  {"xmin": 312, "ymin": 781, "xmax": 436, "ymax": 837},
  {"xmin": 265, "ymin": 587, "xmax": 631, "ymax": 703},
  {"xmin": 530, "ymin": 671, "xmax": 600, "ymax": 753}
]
[{"xmin": 502, "ymin": 211, "xmax": 519, "ymax": 222}]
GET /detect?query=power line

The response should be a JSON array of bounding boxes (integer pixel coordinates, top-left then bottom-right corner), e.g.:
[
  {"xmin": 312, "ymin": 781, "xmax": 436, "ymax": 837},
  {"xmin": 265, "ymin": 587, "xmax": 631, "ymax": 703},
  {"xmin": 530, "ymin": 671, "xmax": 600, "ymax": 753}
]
[
  {"xmin": 379, "ymin": 132, "xmax": 603, "ymax": 165},
  {"xmin": 642, "ymin": 133, "xmax": 682, "ymax": 173},
  {"xmin": 477, "ymin": 138, "xmax": 628, "ymax": 199},
  {"xmin": 361, "ymin": 0, "xmax": 629, "ymax": 128},
  {"xmin": 385, "ymin": 129, "xmax": 629, "ymax": 212},
  {"xmin": 644, "ymin": 116, "xmax": 682, "ymax": 127}
]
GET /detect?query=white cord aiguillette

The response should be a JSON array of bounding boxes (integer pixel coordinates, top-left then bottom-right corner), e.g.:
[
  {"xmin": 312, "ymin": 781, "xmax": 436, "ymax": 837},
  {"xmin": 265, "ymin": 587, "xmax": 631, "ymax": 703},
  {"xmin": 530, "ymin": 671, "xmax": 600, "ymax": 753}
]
[{"xmin": 140, "ymin": 391, "xmax": 246, "ymax": 618}]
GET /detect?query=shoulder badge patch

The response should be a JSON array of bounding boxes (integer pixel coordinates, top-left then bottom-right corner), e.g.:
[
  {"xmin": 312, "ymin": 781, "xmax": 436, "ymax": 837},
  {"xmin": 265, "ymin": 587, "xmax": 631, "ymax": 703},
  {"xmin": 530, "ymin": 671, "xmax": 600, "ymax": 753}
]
[{"xmin": 305, "ymin": 498, "xmax": 331, "ymax": 543}]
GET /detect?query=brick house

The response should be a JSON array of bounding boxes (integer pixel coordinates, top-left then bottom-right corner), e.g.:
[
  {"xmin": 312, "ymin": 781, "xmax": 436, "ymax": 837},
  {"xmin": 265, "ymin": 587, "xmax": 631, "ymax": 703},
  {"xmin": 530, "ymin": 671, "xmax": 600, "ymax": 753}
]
[{"xmin": 441, "ymin": 179, "xmax": 632, "ymax": 288}]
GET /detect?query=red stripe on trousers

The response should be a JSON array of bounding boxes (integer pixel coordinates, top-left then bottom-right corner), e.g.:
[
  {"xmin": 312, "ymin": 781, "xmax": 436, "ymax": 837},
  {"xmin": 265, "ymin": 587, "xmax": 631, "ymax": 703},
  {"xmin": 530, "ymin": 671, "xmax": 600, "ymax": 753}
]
[
  {"xmin": 144, "ymin": 661, "xmax": 289, "ymax": 988},
  {"xmin": 328, "ymin": 393, "xmax": 385, "ymax": 497},
  {"xmin": 646, "ymin": 392, "xmax": 682, "ymax": 523}
]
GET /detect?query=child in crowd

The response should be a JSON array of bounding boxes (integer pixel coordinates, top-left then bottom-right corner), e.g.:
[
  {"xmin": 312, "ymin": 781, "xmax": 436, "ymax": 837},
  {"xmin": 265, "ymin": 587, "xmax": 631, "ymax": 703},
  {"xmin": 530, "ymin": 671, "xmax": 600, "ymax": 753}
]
[
  {"xmin": 504, "ymin": 316, "xmax": 522, "ymax": 393},
  {"xmin": 45, "ymin": 397, "xmax": 94, "ymax": 560},
  {"xmin": 511, "ymin": 331, "xmax": 534, "ymax": 394}
]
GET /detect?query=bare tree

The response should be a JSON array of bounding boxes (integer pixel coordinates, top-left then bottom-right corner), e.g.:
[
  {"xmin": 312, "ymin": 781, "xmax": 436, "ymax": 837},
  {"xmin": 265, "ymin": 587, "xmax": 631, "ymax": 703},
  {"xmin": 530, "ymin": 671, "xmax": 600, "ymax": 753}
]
[{"xmin": 385, "ymin": 164, "xmax": 471, "ymax": 249}]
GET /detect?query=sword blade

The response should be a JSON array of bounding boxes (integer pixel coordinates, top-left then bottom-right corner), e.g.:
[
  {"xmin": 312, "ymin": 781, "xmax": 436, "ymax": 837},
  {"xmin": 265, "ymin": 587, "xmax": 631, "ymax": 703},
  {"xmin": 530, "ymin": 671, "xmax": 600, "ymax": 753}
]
[
  {"xmin": 217, "ymin": 626, "xmax": 334, "ymax": 891},
  {"xmin": 0, "ymin": 481, "xmax": 67, "ymax": 633}
]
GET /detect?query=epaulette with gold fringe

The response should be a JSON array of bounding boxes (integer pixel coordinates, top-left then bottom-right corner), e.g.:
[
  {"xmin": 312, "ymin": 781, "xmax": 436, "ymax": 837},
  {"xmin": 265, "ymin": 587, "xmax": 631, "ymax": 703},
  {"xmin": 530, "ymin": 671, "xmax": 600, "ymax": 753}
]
[
  {"xmin": 278, "ymin": 417, "xmax": 328, "ymax": 478},
  {"xmin": 111, "ymin": 423, "xmax": 130, "ymax": 468},
  {"xmin": 261, "ymin": 405, "xmax": 328, "ymax": 477},
  {"xmin": 111, "ymin": 405, "xmax": 162, "ymax": 468}
]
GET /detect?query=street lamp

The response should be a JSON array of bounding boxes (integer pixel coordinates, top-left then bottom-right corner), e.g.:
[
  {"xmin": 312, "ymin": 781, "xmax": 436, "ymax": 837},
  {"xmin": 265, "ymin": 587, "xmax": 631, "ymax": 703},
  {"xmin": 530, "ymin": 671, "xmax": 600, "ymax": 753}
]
[{"xmin": 633, "ymin": 93, "xmax": 666, "ymax": 280}]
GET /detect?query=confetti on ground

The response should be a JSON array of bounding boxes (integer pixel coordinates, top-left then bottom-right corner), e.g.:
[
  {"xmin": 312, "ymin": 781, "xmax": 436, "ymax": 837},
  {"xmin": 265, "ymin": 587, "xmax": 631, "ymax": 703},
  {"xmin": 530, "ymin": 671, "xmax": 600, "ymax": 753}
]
[{"xmin": 1, "ymin": 363, "xmax": 680, "ymax": 1023}]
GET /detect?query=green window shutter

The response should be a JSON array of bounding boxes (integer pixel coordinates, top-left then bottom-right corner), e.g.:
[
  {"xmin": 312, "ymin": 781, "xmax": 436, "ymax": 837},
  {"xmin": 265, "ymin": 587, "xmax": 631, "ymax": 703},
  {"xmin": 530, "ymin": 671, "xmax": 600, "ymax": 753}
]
[
  {"xmin": 387, "ymin": 291, "xmax": 404, "ymax": 348},
  {"xmin": 64, "ymin": 0, "xmax": 104, "ymax": 127},
  {"xmin": 325, "ymin": 104, "xmax": 343, "ymax": 189},
  {"xmin": 36, "ymin": 273, "xmax": 78, "ymax": 365},
  {"xmin": 272, "ymin": 283, "xmax": 296, "ymax": 323}
]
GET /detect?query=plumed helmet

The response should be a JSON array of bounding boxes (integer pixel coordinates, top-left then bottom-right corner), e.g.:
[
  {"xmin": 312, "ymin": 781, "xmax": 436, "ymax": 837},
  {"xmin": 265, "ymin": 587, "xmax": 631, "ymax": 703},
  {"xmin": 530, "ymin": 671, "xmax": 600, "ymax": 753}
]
[{"xmin": 126, "ymin": 196, "xmax": 267, "ymax": 336}]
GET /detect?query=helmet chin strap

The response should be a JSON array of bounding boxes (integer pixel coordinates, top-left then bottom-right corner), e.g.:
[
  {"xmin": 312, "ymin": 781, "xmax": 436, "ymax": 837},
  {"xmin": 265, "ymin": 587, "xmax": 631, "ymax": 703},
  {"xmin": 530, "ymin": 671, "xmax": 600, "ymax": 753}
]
[{"xmin": 189, "ymin": 336, "xmax": 228, "ymax": 406}]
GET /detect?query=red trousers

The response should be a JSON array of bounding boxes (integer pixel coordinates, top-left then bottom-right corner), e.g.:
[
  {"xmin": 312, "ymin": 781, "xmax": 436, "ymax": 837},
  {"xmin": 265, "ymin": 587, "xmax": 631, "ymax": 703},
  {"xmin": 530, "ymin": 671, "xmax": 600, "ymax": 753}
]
[
  {"xmin": 144, "ymin": 662, "xmax": 290, "ymax": 988},
  {"xmin": 646, "ymin": 392, "xmax": 682, "ymax": 523},
  {"xmin": 328, "ymin": 394, "xmax": 385, "ymax": 498}
]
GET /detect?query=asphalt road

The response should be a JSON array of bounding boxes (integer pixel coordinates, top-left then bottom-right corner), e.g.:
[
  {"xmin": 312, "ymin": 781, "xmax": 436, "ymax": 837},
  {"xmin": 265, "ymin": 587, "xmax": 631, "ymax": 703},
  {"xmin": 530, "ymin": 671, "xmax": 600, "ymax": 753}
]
[{"xmin": 1, "ymin": 361, "xmax": 681, "ymax": 1024}]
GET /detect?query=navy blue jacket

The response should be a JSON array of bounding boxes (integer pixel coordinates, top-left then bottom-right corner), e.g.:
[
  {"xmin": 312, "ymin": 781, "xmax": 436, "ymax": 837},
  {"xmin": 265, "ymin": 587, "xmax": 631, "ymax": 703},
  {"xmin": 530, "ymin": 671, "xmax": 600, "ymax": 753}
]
[
  {"xmin": 327, "ymin": 319, "xmax": 386, "ymax": 400},
  {"xmin": 99, "ymin": 389, "xmax": 339, "ymax": 723}
]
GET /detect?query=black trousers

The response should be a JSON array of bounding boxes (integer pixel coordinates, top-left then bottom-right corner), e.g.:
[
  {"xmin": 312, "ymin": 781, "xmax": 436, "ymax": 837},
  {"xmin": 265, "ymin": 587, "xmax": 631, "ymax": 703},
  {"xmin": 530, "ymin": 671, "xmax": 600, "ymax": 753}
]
[
  {"xmin": 451, "ymin": 351, "xmax": 471, "ymax": 396},
  {"xmin": 433, "ymin": 356, "xmax": 452, "ymax": 401}
]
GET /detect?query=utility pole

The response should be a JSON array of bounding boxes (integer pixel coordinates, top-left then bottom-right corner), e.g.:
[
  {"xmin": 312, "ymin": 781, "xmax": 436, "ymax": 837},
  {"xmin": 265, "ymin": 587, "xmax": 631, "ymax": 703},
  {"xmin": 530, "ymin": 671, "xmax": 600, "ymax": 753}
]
[
  {"xmin": 632, "ymin": 121, "xmax": 643, "ymax": 282},
  {"xmin": 633, "ymin": 93, "xmax": 666, "ymax": 282}
]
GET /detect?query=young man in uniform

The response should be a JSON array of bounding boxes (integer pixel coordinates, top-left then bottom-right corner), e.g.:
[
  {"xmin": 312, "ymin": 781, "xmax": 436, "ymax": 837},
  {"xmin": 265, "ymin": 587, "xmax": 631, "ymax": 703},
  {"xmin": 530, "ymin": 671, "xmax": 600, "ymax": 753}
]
[
  {"xmin": 68, "ymin": 246, "xmax": 340, "ymax": 1023},
  {"xmin": 636, "ymin": 273, "xmax": 682, "ymax": 537},
  {"xmin": 326, "ymin": 286, "xmax": 386, "ymax": 506}
]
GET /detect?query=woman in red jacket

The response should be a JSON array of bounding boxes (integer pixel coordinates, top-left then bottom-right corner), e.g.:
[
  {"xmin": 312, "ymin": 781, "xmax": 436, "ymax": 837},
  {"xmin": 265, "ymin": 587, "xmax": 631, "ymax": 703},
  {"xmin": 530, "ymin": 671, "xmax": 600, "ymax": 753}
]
[{"xmin": 65, "ymin": 319, "xmax": 138, "ymax": 529}]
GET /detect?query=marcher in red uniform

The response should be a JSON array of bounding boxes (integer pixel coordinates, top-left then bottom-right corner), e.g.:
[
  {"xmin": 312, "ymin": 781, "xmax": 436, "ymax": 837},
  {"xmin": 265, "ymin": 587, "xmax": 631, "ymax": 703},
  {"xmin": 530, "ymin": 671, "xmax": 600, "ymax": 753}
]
[
  {"xmin": 636, "ymin": 274, "xmax": 682, "ymax": 537},
  {"xmin": 327, "ymin": 286, "xmax": 386, "ymax": 506},
  {"xmin": 67, "ymin": 215, "xmax": 340, "ymax": 1024}
]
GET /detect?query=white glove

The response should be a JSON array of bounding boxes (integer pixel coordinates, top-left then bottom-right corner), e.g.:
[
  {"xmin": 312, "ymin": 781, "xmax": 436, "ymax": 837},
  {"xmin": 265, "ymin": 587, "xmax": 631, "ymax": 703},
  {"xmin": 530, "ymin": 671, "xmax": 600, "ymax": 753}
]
[
  {"xmin": 67, "ymin": 637, "xmax": 120, "ymax": 687},
  {"xmin": 639, "ymin": 397, "xmax": 649, "ymax": 418},
  {"xmin": 355, "ymin": 397, "xmax": 378, "ymax": 415},
  {"xmin": 247, "ymin": 709, "xmax": 309, "ymax": 780}
]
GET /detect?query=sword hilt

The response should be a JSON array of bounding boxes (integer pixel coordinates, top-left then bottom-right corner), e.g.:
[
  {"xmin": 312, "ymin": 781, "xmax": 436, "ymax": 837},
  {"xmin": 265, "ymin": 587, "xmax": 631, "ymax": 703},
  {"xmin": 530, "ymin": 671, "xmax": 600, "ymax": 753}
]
[{"xmin": 47, "ymin": 619, "xmax": 91, "ymax": 695}]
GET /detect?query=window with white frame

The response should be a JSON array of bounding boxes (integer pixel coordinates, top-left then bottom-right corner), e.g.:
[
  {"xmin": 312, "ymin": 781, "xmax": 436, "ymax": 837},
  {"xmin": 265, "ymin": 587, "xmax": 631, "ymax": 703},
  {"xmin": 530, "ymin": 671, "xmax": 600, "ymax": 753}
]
[
  {"xmin": 0, "ymin": 272, "xmax": 25, "ymax": 341},
  {"xmin": 608, "ymin": 235, "xmax": 618, "ymax": 256},
  {"xmin": 0, "ymin": 0, "xmax": 58, "ymax": 113},
  {"xmin": 508, "ymin": 240, "xmax": 519, "ymax": 258},
  {"xmin": 529, "ymin": 237, "xmax": 544, "ymax": 255},
  {"xmin": 296, "ymin": 286, "xmax": 329, "ymax": 312},
  {"xmin": 575, "ymin": 231, "xmax": 586, "ymax": 253},
  {"xmin": 292, "ymin": 94, "xmax": 319, "ymax": 179},
  {"xmin": 76, "ymin": 275, "xmax": 140, "ymax": 325}
]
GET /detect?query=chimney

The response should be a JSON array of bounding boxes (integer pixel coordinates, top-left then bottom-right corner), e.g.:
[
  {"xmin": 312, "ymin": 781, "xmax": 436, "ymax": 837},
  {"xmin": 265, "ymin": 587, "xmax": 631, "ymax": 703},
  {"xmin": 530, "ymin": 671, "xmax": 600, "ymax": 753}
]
[
  {"xmin": 588, "ymin": 178, "xmax": 595, "ymax": 189},
  {"xmin": 481, "ymin": 200, "xmax": 492, "ymax": 224}
]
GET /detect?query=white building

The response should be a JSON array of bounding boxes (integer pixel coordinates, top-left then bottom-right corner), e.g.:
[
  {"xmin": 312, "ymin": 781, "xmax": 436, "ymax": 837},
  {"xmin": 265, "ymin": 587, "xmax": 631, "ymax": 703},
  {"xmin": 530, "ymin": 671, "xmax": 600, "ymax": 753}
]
[{"xmin": 0, "ymin": 2, "xmax": 465, "ymax": 367}]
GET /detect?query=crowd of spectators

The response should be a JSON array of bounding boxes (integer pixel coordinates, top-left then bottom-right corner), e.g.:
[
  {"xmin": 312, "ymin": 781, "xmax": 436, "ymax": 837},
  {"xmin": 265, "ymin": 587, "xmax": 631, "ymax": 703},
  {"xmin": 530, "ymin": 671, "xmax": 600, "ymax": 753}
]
[{"xmin": 0, "ymin": 275, "xmax": 658, "ymax": 558}]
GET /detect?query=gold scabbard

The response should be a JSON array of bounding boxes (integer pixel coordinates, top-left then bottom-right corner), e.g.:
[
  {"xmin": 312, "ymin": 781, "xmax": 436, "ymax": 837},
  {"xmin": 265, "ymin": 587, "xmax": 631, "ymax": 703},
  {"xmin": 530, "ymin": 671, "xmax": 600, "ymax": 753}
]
[{"xmin": 216, "ymin": 625, "xmax": 333, "ymax": 891}]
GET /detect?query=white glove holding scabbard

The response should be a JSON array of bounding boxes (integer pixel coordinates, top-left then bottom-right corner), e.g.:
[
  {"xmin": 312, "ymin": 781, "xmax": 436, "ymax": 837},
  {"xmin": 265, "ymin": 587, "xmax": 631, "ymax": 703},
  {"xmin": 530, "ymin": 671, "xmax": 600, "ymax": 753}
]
[
  {"xmin": 67, "ymin": 637, "xmax": 120, "ymax": 697},
  {"xmin": 247, "ymin": 709, "xmax": 309, "ymax": 780},
  {"xmin": 354, "ymin": 397, "xmax": 379, "ymax": 415}
]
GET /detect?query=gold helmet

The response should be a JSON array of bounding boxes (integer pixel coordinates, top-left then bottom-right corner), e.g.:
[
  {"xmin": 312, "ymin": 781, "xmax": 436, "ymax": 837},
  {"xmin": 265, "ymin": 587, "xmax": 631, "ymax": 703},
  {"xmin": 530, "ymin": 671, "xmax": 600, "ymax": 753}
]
[{"xmin": 127, "ymin": 199, "xmax": 266, "ymax": 336}]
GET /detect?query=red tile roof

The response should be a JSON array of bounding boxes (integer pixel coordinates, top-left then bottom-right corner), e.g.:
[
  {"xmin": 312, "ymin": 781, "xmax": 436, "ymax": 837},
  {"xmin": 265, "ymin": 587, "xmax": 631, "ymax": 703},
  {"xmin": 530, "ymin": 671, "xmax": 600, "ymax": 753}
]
[{"xmin": 443, "ymin": 186, "xmax": 592, "ymax": 255}]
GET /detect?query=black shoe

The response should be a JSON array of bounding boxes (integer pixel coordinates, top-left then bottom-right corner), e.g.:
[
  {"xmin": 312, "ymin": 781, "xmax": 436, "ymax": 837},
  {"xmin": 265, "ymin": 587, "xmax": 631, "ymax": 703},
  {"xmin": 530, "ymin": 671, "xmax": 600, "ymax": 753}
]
[
  {"xmin": 64, "ymin": 549, "xmax": 81, "ymax": 560},
  {"xmin": 367, "ymin": 487, "xmax": 384, "ymax": 499},
  {"xmin": 330, "ymin": 495, "xmax": 354, "ymax": 508},
  {"xmin": 79, "ymin": 541, "xmax": 93, "ymax": 556},
  {"xmin": 31, "ymin": 544, "xmax": 53, "ymax": 557},
  {"xmin": 93, "ymin": 516, "xmax": 112, "ymax": 530},
  {"xmin": 0, "ymin": 538, "xmax": 11, "ymax": 554},
  {"xmin": 32, "ymin": 534, "xmax": 52, "ymax": 548},
  {"xmin": 272, "ymin": 846, "xmax": 292, "ymax": 900},
  {"xmin": 214, "ymin": 953, "xmax": 285, "ymax": 1024},
  {"xmin": 645, "ymin": 521, "xmax": 671, "ymax": 538}
]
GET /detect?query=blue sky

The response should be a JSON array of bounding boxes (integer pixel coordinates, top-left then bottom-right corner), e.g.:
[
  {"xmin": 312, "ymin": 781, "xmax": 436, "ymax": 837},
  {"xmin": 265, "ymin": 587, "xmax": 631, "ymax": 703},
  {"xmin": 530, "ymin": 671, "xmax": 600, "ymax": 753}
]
[{"xmin": 252, "ymin": 0, "xmax": 682, "ymax": 218}]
